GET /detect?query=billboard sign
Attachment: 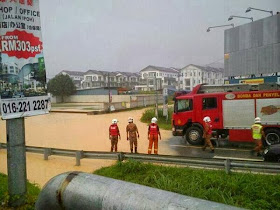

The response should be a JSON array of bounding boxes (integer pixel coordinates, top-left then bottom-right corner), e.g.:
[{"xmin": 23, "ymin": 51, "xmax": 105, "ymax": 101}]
[
  {"xmin": 239, "ymin": 78, "xmax": 264, "ymax": 84},
  {"xmin": 0, "ymin": 0, "xmax": 50, "ymax": 119}
]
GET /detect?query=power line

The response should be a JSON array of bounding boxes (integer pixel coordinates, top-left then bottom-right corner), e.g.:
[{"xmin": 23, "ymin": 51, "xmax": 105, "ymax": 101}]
[{"xmin": 204, "ymin": 57, "xmax": 224, "ymax": 67}]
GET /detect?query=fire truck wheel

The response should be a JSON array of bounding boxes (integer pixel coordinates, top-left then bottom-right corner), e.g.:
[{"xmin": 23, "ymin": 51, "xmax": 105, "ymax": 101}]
[
  {"xmin": 265, "ymin": 128, "xmax": 280, "ymax": 146},
  {"xmin": 185, "ymin": 126, "xmax": 203, "ymax": 145}
]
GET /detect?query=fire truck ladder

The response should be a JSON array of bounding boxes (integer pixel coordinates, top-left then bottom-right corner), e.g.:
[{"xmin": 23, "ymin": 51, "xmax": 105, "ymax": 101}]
[{"xmin": 197, "ymin": 83, "xmax": 280, "ymax": 94}]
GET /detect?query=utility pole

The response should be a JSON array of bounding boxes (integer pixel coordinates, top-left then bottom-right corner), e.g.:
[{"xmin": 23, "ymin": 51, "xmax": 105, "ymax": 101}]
[
  {"xmin": 154, "ymin": 77, "xmax": 158, "ymax": 118},
  {"xmin": 163, "ymin": 88, "xmax": 168, "ymax": 122},
  {"xmin": 7, "ymin": 118, "xmax": 27, "ymax": 207},
  {"xmin": 108, "ymin": 73, "xmax": 111, "ymax": 112}
]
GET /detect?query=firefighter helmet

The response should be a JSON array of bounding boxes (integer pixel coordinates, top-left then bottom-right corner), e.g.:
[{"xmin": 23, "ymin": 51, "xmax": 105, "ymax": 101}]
[
  {"xmin": 203, "ymin": 116, "xmax": 211, "ymax": 122},
  {"xmin": 128, "ymin": 117, "xmax": 133, "ymax": 123},
  {"xmin": 151, "ymin": 117, "xmax": 157, "ymax": 123},
  {"xmin": 112, "ymin": 119, "xmax": 118, "ymax": 124},
  {"xmin": 255, "ymin": 117, "xmax": 261, "ymax": 123}
]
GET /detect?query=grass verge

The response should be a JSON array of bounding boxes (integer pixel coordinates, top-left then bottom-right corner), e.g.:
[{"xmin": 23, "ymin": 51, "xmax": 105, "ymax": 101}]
[
  {"xmin": 140, "ymin": 107, "xmax": 173, "ymax": 130},
  {"xmin": 94, "ymin": 160, "xmax": 280, "ymax": 210},
  {"xmin": 0, "ymin": 173, "xmax": 40, "ymax": 209}
]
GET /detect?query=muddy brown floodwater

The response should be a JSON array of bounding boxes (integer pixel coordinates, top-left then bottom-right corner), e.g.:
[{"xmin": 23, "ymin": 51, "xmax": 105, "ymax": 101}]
[{"xmin": 0, "ymin": 109, "xmax": 174, "ymax": 187}]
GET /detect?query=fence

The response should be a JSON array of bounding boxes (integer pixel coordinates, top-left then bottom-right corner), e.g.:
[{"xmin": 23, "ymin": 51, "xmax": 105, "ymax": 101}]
[
  {"xmin": 51, "ymin": 94, "xmax": 163, "ymax": 111},
  {"xmin": 0, "ymin": 143, "xmax": 279, "ymax": 174}
]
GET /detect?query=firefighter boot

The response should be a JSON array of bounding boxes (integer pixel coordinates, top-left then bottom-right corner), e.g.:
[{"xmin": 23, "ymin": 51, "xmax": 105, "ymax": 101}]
[
  {"xmin": 135, "ymin": 147, "xmax": 138, "ymax": 154},
  {"xmin": 257, "ymin": 152, "xmax": 262, "ymax": 157}
]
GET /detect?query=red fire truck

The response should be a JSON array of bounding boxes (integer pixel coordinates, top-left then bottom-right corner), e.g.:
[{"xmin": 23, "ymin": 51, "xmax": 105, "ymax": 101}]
[{"xmin": 172, "ymin": 83, "xmax": 280, "ymax": 146}]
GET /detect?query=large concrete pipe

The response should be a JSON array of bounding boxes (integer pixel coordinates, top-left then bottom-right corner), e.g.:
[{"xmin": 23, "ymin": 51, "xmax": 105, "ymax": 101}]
[{"xmin": 36, "ymin": 171, "xmax": 242, "ymax": 210}]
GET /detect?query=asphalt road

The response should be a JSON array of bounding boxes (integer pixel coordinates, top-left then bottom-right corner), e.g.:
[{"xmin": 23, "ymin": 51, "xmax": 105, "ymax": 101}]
[{"xmin": 164, "ymin": 136, "xmax": 264, "ymax": 162}]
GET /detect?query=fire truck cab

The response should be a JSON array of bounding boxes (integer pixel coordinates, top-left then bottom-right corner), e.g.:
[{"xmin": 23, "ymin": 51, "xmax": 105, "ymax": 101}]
[{"xmin": 172, "ymin": 83, "xmax": 280, "ymax": 145}]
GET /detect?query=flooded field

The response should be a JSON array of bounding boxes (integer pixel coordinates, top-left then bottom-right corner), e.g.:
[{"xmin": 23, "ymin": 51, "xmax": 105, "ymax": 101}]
[{"xmin": 0, "ymin": 109, "xmax": 174, "ymax": 186}]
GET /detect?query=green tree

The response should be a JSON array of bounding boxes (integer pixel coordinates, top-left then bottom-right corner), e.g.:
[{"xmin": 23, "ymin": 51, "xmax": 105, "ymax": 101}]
[{"xmin": 47, "ymin": 74, "xmax": 76, "ymax": 102}]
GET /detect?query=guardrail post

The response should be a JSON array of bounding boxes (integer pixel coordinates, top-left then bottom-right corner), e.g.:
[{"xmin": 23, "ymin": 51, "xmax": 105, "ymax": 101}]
[
  {"xmin": 44, "ymin": 148, "xmax": 51, "ymax": 160},
  {"xmin": 117, "ymin": 152, "xmax": 125, "ymax": 162},
  {"xmin": 75, "ymin": 151, "xmax": 84, "ymax": 166},
  {"xmin": 224, "ymin": 159, "xmax": 231, "ymax": 174}
]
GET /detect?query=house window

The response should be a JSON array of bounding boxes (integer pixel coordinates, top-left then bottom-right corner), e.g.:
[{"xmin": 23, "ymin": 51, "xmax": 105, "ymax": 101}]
[
  {"xmin": 86, "ymin": 76, "xmax": 92, "ymax": 81},
  {"xmin": 185, "ymin": 73, "xmax": 187, "ymax": 77},
  {"xmin": 202, "ymin": 97, "xmax": 217, "ymax": 110},
  {"xmin": 9, "ymin": 66, "xmax": 14, "ymax": 73},
  {"xmin": 159, "ymin": 73, "xmax": 162, "ymax": 76},
  {"xmin": 185, "ymin": 79, "xmax": 190, "ymax": 86}
]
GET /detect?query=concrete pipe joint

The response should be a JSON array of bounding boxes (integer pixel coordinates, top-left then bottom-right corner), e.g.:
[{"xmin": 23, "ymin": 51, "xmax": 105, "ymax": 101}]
[{"xmin": 35, "ymin": 171, "xmax": 242, "ymax": 210}]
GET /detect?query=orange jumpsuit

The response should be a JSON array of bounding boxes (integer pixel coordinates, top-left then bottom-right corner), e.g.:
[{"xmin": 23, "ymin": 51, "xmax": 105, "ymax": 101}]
[{"xmin": 148, "ymin": 123, "xmax": 161, "ymax": 154}]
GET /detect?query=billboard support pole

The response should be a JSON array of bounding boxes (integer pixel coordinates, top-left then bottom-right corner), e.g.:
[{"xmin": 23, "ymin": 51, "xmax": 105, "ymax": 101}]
[{"xmin": 6, "ymin": 118, "xmax": 27, "ymax": 207}]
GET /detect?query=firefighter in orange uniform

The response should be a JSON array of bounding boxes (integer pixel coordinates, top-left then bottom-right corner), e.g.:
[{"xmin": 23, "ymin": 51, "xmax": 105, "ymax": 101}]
[
  {"xmin": 126, "ymin": 117, "xmax": 139, "ymax": 153},
  {"xmin": 109, "ymin": 119, "xmax": 121, "ymax": 152},
  {"xmin": 148, "ymin": 117, "xmax": 161, "ymax": 154},
  {"xmin": 202, "ymin": 116, "xmax": 214, "ymax": 153},
  {"xmin": 251, "ymin": 117, "xmax": 265, "ymax": 156}
]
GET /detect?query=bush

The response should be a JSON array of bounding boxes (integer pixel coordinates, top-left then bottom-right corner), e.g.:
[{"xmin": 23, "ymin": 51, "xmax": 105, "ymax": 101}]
[
  {"xmin": 140, "ymin": 107, "xmax": 173, "ymax": 130},
  {"xmin": 0, "ymin": 173, "xmax": 40, "ymax": 209}
]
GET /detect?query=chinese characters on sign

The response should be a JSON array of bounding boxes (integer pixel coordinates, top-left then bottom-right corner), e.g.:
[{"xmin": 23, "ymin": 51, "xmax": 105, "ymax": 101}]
[{"xmin": 0, "ymin": 0, "xmax": 50, "ymax": 119}]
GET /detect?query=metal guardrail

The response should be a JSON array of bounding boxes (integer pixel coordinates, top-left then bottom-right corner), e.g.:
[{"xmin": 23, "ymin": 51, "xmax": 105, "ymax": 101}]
[{"xmin": 0, "ymin": 143, "xmax": 279, "ymax": 174}]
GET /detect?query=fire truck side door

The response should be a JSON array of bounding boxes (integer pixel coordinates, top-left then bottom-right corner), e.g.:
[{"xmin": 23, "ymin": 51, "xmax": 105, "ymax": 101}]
[{"xmin": 201, "ymin": 97, "xmax": 221, "ymax": 128}]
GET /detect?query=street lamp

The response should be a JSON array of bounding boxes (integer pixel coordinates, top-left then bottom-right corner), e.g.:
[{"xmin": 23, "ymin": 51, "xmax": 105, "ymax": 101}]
[
  {"xmin": 206, "ymin": 24, "xmax": 234, "ymax": 32},
  {"xmin": 228, "ymin": 15, "xmax": 253, "ymax": 22},
  {"xmin": 245, "ymin": 7, "xmax": 273, "ymax": 16}
]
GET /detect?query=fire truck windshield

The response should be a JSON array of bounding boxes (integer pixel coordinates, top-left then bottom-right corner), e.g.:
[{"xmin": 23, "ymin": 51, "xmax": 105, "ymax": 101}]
[{"xmin": 175, "ymin": 99, "xmax": 193, "ymax": 112}]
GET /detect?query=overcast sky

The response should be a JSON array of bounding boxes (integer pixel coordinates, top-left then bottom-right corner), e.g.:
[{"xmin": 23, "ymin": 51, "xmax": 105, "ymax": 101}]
[{"xmin": 39, "ymin": 0, "xmax": 280, "ymax": 78}]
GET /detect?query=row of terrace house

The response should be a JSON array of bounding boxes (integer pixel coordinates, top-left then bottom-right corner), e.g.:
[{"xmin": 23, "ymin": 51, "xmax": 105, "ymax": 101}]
[
  {"xmin": 136, "ymin": 64, "xmax": 224, "ymax": 91},
  {"xmin": 81, "ymin": 70, "xmax": 140, "ymax": 89},
  {"xmin": 58, "ymin": 64, "xmax": 224, "ymax": 91},
  {"xmin": 59, "ymin": 70, "xmax": 141, "ymax": 89},
  {"xmin": 135, "ymin": 65, "xmax": 180, "ymax": 91},
  {"xmin": 180, "ymin": 64, "xmax": 224, "ymax": 90}
]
